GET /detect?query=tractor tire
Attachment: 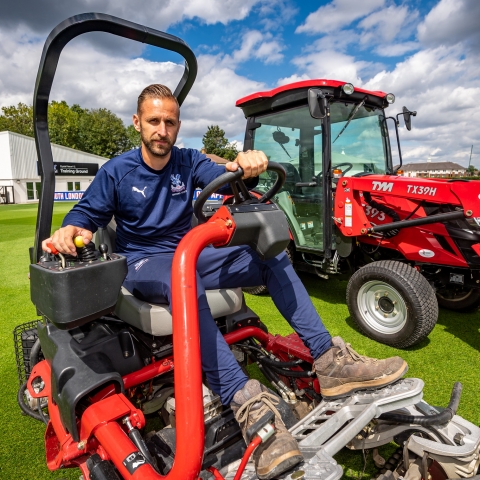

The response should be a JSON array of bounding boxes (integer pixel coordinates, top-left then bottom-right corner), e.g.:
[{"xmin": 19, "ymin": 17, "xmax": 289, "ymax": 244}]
[
  {"xmin": 436, "ymin": 288, "xmax": 480, "ymax": 313},
  {"xmin": 346, "ymin": 260, "xmax": 438, "ymax": 349},
  {"xmin": 242, "ymin": 246, "xmax": 293, "ymax": 296}
]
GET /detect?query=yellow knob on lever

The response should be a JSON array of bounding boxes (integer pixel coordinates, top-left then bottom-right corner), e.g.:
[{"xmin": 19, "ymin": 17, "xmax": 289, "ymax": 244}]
[{"xmin": 74, "ymin": 236, "xmax": 85, "ymax": 248}]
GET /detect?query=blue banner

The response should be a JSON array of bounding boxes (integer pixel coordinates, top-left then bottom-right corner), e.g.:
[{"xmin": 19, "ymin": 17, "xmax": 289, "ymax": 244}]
[{"xmin": 54, "ymin": 191, "xmax": 85, "ymax": 201}]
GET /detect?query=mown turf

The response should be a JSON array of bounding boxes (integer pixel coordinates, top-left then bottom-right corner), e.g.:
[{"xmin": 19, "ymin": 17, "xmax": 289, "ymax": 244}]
[{"xmin": 0, "ymin": 202, "xmax": 479, "ymax": 480}]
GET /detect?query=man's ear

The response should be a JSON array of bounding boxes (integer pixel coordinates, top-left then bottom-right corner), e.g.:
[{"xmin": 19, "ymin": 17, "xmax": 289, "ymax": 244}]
[{"xmin": 132, "ymin": 114, "xmax": 141, "ymax": 132}]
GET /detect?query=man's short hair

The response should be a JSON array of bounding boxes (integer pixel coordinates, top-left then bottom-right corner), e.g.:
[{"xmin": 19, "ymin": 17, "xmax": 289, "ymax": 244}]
[{"xmin": 137, "ymin": 84, "xmax": 180, "ymax": 114}]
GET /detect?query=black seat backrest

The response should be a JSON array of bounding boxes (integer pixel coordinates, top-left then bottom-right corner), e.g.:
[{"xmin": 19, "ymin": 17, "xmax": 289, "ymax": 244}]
[{"xmin": 95, "ymin": 219, "xmax": 117, "ymax": 253}]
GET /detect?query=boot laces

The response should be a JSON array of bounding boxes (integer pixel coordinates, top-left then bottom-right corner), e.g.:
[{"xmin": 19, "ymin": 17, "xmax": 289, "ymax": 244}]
[
  {"xmin": 341, "ymin": 343, "xmax": 377, "ymax": 363},
  {"xmin": 235, "ymin": 391, "xmax": 282, "ymax": 428}
]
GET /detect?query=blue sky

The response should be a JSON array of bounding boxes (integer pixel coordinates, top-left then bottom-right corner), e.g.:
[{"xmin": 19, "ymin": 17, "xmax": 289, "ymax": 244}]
[{"xmin": 0, "ymin": 0, "xmax": 479, "ymax": 166}]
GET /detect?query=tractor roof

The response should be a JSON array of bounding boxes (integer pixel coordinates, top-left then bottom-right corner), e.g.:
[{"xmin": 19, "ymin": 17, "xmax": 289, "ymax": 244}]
[{"xmin": 236, "ymin": 79, "xmax": 389, "ymax": 118}]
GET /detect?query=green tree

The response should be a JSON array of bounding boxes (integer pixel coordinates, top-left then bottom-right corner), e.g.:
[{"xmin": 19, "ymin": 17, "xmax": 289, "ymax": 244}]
[
  {"xmin": 0, "ymin": 101, "xmax": 137, "ymax": 158},
  {"xmin": 467, "ymin": 165, "xmax": 475, "ymax": 176},
  {"xmin": 48, "ymin": 100, "xmax": 81, "ymax": 149},
  {"xmin": 0, "ymin": 103, "xmax": 34, "ymax": 136},
  {"xmin": 77, "ymin": 108, "xmax": 131, "ymax": 158},
  {"xmin": 202, "ymin": 125, "xmax": 238, "ymax": 161},
  {"xmin": 126, "ymin": 124, "xmax": 141, "ymax": 150}
]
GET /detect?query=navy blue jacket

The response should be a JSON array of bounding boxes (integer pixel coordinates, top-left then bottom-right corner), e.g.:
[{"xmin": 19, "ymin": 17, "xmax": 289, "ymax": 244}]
[{"xmin": 62, "ymin": 147, "xmax": 251, "ymax": 265}]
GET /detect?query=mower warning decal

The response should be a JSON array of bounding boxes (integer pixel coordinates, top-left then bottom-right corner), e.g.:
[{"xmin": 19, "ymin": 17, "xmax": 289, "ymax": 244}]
[
  {"xmin": 372, "ymin": 181, "xmax": 394, "ymax": 192},
  {"xmin": 123, "ymin": 452, "xmax": 146, "ymax": 474},
  {"xmin": 406, "ymin": 185, "xmax": 437, "ymax": 196}
]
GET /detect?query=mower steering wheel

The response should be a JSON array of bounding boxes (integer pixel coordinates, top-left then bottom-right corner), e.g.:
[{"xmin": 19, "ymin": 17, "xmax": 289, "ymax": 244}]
[{"xmin": 193, "ymin": 161, "xmax": 286, "ymax": 224}]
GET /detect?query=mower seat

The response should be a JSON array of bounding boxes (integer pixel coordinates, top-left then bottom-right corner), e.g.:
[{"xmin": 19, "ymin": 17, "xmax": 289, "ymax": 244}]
[
  {"xmin": 94, "ymin": 222, "xmax": 244, "ymax": 336},
  {"xmin": 115, "ymin": 286, "xmax": 243, "ymax": 336}
]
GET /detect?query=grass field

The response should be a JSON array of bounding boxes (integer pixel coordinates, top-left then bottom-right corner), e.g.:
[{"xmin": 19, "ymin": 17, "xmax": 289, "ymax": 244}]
[{"xmin": 0, "ymin": 202, "xmax": 479, "ymax": 480}]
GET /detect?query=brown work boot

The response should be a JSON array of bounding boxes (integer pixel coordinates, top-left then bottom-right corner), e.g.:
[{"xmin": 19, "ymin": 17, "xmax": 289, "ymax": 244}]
[
  {"xmin": 314, "ymin": 337, "xmax": 408, "ymax": 398},
  {"xmin": 231, "ymin": 379, "xmax": 303, "ymax": 480}
]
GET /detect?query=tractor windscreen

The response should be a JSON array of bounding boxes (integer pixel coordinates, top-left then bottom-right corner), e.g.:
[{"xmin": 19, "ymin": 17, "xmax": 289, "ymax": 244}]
[
  {"xmin": 251, "ymin": 102, "xmax": 391, "ymax": 184},
  {"xmin": 330, "ymin": 102, "xmax": 392, "ymax": 176},
  {"xmin": 250, "ymin": 101, "xmax": 392, "ymax": 251}
]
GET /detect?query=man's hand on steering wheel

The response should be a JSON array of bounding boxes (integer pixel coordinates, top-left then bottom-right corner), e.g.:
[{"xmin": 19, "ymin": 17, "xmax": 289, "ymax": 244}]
[{"xmin": 225, "ymin": 150, "xmax": 268, "ymax": 179}]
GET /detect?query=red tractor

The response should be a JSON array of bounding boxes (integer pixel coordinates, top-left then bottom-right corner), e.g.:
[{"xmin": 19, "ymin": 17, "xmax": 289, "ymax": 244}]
[
  {"xmin": 16, "ymin": 13, "xmax": 480, "ymax": 480},
  {"xmin": 235, "ymin": 81, "xmax": 480, "ymax": 348}
]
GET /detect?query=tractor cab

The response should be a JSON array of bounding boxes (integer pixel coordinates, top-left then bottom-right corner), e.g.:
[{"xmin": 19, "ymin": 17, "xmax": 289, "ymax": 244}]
[{"xmin": 237, "ymin": 80, "xmax": 396, "ymax": 261}]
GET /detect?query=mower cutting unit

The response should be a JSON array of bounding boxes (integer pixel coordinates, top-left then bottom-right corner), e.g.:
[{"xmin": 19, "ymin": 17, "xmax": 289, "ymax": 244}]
[
  {"xmin": 236, "ymin": 81, "xmax": 480, "ymax": 348},
  {"xmin": 16, "ymin": 13, "xmax": 480, "ymax": 480}
]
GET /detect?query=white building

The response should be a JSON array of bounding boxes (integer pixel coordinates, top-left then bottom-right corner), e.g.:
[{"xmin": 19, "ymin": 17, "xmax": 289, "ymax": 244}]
[
  {"xmin": 0, "ymin": 131, "xmax": 109, "ymax": 204},
  {"xmin": 402, "ymin": 161, "xmax": 466, "ymax": 178}
]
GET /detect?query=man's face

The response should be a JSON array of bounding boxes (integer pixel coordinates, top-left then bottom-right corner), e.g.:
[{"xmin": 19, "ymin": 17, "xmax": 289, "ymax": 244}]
[{"xmin": 133, "ymin": 97, "xmax": 181, "ymax": 158}]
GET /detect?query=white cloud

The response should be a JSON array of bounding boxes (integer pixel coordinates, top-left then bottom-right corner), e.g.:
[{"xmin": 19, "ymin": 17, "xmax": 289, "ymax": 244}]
[
  {"xmin": 290, "ymin": 48, "xmax": 382, "ymax": 85},
  {"xmin": 359, "ymin": 5, "xmax": 418, "ymax": 44},
  {"xmin": 225, "ymin": 30, "xmax": 284, "ymax": 66},
  {"xmin": 417, "ymin": 0, "xmax": 480, "ymax": 49},
  {"xmin": 305, "ymin": 29, "xmax": 360, "ymax": 52},
  {"xmin": 1, "ymin": 0, "xmax": 264, "ymax": 33},
  {"xmin": 374, "ymin": 41, "xmax": 419, "ymax": 57},
  {"xmin": 181, "ymin": 54, "xmax": 265, "ymax": 138},
  {"xmin": 0, "ymin": 26, "xmax": 264, "ymax": 147},
  {"xmin": 363, "ymin": 45, "xmax": 480, "ymax": 165},
  {"xmin": 0, "ymin": 0, "xmax": 267, "ymax": 59},
  {"xmin": 296, "ymin": 0, "xmax": 385, "ymax": 35},
  {"xmin": 277, "ymin": 73, "xmax": 310, "ymax": 86}
]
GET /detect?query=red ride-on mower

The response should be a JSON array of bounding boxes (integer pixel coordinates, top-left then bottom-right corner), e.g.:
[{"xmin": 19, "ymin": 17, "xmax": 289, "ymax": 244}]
[{"xmin": 16, "ymin": 13, "xmax": 480, "ymax": 480}]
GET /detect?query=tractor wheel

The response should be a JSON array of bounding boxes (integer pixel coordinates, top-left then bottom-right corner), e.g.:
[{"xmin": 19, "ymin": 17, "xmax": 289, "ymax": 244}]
[
  {"xmin": 346, "ymin": 260, "xmax": 438, "ymax": 349},
  {"xmin": 242, "ymin": 246, "xmax": 293, "ymax": 296},
  {"xmin": 436, "ymin": 288, "xmax": 480, "ymax": 312}
]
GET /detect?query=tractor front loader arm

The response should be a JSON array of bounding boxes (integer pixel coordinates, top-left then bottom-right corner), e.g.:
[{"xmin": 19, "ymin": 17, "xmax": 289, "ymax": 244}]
[{"xmin": 334, "ymin": 175, "xmax": 480, "ymax": 238}]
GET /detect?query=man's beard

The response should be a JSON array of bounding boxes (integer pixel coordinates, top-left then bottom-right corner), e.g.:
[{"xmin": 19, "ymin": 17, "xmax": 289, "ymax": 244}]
[{"xmin": 141, "ymin": 132, "xmax": 174, "ymax": 158}]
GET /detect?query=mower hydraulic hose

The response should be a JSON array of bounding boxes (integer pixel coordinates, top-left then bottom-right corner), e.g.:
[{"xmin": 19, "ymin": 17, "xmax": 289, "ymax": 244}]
[
  {"xmin": 268, "ymin": 365, "xmax": 315, "ymax": 378},
  {"xmin": 257, "ymin": 355, "xmax": 305, "ymax": 368},
  {"xmin": 247, "ymin": 348, "xmax": 282, "ymax": 387},
  {"xmin": 206, "ymin": 466, "xmax": 225, "ymax": 480},
  {"xmin": 29, "ymin": 338, "xmax": 42, "ymax": 369},
  {"xmin": 17, "ymin": 382, "xmax": 45, "ymax": 423},
  {"xmin": 233, "ymin": 436, "xmax": 263, "ymax": 480},
  {"xmin": 241, "ymin": 344, "xmax": 305, "ymax": 368},
  {"xmin": 367, "ymin": 210, "xmax": 466, "ymax": 234},
  {"xmin": 379, "ymin": 382, "xmax": 462, "ymax": 426}
]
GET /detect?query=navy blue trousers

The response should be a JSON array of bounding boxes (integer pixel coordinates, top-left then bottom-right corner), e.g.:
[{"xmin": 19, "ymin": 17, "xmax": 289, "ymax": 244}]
[{"xmin": 123, "ymin": 246, "xmax": 332, "ymax": 405}]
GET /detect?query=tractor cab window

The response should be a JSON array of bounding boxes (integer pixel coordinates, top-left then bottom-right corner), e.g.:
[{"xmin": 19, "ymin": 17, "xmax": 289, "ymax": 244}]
[
  {"xmin": 252, "ymin": 105, "xmax": 323, "ymax": 191},
  {"xmin": 251, "ymin": 105, "xmax": 324, "ymax": 250},
  {"xmin": 329, "ymin": 102, "xmax": 391, "ymax": 176}
]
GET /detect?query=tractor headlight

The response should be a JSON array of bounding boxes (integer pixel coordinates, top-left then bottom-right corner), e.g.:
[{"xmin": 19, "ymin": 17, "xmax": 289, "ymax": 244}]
[
  {"xmin": 386, "ymin": 93, "xmax": 395, "ymax": 104},
  {"xmin": 342, "ymin": 83, "xmax": 354, "ymax": 95}
]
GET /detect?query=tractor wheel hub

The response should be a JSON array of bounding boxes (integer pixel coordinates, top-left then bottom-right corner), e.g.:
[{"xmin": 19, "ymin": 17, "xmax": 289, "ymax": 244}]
[{"xmin": 378, "ymin": 296, "xmax": 395, "ymax": 314}]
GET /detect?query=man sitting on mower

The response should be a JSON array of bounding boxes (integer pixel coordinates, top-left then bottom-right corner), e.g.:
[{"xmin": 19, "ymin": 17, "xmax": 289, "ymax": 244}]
[{"xmin": 43, "ymin": 84, "xmax": 407, "ymax": 480}]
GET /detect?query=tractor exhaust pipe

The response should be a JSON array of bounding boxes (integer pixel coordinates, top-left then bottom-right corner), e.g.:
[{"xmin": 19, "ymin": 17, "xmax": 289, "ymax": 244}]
[{"xmin": 367, "ymin": 210, "xmax": 466, "ymax": 234}]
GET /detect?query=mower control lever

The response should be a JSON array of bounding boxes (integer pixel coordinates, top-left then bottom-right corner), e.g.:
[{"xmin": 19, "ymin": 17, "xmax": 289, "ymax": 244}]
[
  {"xmin": 46, "ymin": 243, "xmax": 58, "ymax": 255},
  {"xmin": 99, "ymin": 243, "xmax": 108, "ymax": 260}
]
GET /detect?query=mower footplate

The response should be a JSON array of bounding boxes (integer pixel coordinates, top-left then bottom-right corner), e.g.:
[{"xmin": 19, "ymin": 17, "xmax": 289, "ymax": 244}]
[{"xmin": 222, "ymin": 378, "xmax": 424, "ymax": 480}]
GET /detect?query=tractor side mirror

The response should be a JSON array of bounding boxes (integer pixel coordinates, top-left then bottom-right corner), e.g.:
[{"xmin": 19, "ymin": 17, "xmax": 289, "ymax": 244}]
[
  {"xmin": 403, "ymin": 106, "xmax": 417, "ymax": 131},
  {"xmin": 308, "ymin": 88, "xmax": 327, "ymax": 119}
]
